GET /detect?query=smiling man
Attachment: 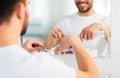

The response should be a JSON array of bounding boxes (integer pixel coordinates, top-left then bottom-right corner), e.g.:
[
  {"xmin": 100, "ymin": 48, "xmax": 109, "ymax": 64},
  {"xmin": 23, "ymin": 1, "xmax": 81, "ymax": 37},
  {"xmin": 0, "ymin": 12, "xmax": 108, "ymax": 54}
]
[
  {"xmin": 44, "ymin": 0, "xmax": 110, "ymax": 57},
  {"xmin": 0, "ymin": 0, "xmax": 100, "ymax": 78}
]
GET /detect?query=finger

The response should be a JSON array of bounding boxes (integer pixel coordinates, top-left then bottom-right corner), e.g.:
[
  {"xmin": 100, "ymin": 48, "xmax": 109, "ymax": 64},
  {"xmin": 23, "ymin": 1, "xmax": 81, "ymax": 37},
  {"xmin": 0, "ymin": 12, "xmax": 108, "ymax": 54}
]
[
  {"xmin": 32, "ymin": 43, "xmax": 44, "ymax": 48},
  {"xmin": 87, "ymin": 31, "xmax": 91, "ymax": 40},
  {"xmin": 54, "ymin": 28, "xmax": 63, "ymax": 38},
  {"xmin": 32, "ymin": 46, "xmax": 44, "ymax": 52},
  {"xmin": 80, "ymin": 32, "xmax": 83, "ymax": 41},
  {"xmin": 90, "ymin": 31, "xmax": 93, "ymax": 40},
  {"xmin": 32, "ymin": 41, "xmax": 44, "ymax": 48},
  {"xmin": 37, "ymin": 47, "xmax": 44, "ymax": 52},
  {"xmin": 86, "ymin": 33, "xmax": 89, "ymax": 40},
  {"xmin": 50, "ymin": 30, "xmax": 58, "ymax": 38},
  {"xmin": 57, "ymin": 28, "xmax": 66, "ymax": 37},
  {"xmin": 84, "ymin": 34, "xmax": 87, "ymax": 40},
  {"xmin": 81, "ymin": 28, "xmax": 87, "ymax": 40},
  {"xmin": 91, "ymin": 31, "xmax": 95, "ymax": 39},
  {"xmin": 80, "ymin": 29, "xmax": 86, "ymax": 41},
  {"xmin": 83, "ymin": 30, "xmax": 87, "ymax": 40},
  {"xmin": 36, "ymin": 41, "xmax": 44, "ymax": 47}
]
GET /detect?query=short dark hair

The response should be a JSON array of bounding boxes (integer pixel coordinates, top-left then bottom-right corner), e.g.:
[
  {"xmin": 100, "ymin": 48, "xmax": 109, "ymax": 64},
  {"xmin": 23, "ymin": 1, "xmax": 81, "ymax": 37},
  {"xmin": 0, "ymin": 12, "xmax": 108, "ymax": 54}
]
[{"xmin": 0, "ymin": 0, "xmax": 25, "ymax": 25}]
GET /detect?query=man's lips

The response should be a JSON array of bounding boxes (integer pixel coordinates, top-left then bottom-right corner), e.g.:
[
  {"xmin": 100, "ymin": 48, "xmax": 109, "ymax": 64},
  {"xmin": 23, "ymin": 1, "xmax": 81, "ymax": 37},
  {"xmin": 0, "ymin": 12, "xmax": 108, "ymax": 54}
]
[{"xmin": 78, "ymin": 3, "xmax": 87, "ymax": 7}]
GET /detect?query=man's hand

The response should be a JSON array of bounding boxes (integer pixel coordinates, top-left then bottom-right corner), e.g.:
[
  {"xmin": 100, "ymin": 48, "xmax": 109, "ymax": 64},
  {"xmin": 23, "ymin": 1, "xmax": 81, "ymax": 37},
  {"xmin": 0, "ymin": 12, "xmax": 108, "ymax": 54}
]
[
  {"xmin": 55, "ymin": 36, "xmax": 70, "ymax": 53},
  {"xmin": 22, "ymin": 39, "xmax": 44, "ymax": 53},
  {"xmin": 80, "ymin": 23, "xmax": 104, "ymax": 41},
  {"xmin": 55, "ymin": 36, "xmax": 82, "ymax": 53},
  {"xmin": 50, "ymin": 28, "xmax": 66, "ymax": 38},
  {"xmin": 44, "ymin": 28, "xmax": 66, "ymax": 49}
]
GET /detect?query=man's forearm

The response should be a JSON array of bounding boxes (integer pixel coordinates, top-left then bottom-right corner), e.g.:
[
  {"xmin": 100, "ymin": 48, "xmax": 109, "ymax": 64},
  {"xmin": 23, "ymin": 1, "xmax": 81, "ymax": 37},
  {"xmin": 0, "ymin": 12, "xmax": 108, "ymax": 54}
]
[
  {"xmin": 69, "ymin": 37, "xmax": 99, "ymax": 78},
  {"xmin": 72, "ymin": 42, "xmax": 97, "ymax": 72}
]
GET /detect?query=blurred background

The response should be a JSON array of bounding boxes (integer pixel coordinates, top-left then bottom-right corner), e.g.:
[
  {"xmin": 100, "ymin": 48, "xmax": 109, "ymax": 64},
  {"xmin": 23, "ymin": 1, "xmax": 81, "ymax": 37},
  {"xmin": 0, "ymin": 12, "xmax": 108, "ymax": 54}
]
[
  {"xmin": 22, "ymin": 0, "xmax": 112, "ymax": 77},
  {"xmin": 23, "ymin": 0, "xmax": 111, "ymax": 41}
]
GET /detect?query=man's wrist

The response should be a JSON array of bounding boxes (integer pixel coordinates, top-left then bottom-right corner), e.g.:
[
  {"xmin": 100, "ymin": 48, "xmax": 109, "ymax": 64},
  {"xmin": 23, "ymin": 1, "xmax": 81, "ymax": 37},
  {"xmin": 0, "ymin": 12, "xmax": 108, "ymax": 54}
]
[{"xmin": 68, "ymin": 36, "xmax": 83, "ymax": 49}]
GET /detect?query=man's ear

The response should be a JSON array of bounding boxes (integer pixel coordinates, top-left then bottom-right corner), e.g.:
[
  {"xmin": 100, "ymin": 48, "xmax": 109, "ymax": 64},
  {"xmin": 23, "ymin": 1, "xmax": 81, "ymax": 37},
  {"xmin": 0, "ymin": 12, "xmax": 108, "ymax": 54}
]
[{"xmin": 15, "ymin": 3, "xmax": 25, "ymax": 20}]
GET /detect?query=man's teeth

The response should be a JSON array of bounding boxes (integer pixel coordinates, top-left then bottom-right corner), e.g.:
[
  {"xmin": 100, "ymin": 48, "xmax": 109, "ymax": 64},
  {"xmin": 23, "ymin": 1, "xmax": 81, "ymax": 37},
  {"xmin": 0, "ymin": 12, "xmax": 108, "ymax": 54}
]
[{"xmin": 79, "ymin": 3, "xmax": 86, "ymax": 6}]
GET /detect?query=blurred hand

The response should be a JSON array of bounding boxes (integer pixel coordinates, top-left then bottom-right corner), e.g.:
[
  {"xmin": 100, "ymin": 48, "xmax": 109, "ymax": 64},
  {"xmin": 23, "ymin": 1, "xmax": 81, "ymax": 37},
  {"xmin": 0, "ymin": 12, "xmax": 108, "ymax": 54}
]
[
  {"xmin": 44, "ymin": 28, "xmax": 66, "ymax": 49},
  {"xmin": 50, "ymin": 28, "xmax": 66, "ymax": 38},
  {"xmin": 22, "ymin": 39, "xmax": 44, "ymax": 53},
  {"xmin": 55, "ymin": 36, "xmax": 82, "ymax": 53},
  {"xmin": 55, "ymin": 36, "xmax": 70, "ymax": 53},
  {"xmin": 80, "ymin": 23, "xmax": 103, "ymax": 41}
]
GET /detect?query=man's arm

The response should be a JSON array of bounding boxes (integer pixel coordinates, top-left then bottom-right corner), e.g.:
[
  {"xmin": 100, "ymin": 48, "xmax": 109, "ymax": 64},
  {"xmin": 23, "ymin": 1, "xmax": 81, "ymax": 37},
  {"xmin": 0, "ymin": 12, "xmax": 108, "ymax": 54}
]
[
  {"xmin": 55, "ymin": 36, "xmax": 100, "ymax": 78},
  {"xmin": 70, "ymin": 37, "xmax": 100, "ymax": 78}
]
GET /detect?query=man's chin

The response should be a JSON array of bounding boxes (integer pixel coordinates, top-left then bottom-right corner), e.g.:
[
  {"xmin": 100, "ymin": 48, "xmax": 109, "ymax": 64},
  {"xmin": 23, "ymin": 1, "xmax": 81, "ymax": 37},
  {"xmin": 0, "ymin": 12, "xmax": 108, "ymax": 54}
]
[
  {"xmin": 79, "ymin": 7, "xmax": 91, "ymax": 13},
  {"xmin": 79, "ymin": 10, "xmax": 88, "ymax": 13}
]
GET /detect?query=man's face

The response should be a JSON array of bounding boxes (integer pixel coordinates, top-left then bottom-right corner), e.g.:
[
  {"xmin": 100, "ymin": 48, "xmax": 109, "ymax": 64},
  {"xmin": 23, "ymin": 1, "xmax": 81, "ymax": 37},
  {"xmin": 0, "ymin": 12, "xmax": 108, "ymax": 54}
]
[
  {"xmin": 75, "ymin": 0, "xmax": 93, "ymax": 13},
  {"xmin": 21, "ymin": 1, "xmax": 30, "ymax": 36}
]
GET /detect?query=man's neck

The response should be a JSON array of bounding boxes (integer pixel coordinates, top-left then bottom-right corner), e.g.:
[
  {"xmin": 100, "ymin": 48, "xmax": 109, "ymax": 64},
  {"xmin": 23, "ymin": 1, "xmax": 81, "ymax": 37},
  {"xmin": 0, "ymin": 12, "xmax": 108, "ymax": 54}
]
[
  {"xmin": 78, "ymin": 9, "xmax": 95, "ymax": 17},
  {"xmin": 0, "ymin": 35, "xmax": 20, "ymax": 47},
  {"xmin": 0, "ymin": 24, "xmax": 20, "ymax": 47}
]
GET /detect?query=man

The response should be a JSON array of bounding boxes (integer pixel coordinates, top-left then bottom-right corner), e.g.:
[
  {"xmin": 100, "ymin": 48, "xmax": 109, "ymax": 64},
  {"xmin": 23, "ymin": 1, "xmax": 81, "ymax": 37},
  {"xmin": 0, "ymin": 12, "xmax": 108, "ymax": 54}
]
[
  {"xmin": 44, "ymin": 0, "xmax": 110, "ymax": 57},
  {"xmin": 0, "ymin": 0, "xmax": 100, "ymax": 78}
]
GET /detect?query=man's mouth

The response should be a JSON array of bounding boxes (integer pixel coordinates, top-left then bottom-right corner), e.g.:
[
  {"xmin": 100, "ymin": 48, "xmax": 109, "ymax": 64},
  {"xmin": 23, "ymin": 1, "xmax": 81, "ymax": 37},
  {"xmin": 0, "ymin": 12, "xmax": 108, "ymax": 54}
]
[
  {"xmin": 79, "ymin": 3, "xmax": 86, "ymax": 7},
  {"xmin": 77, "ymin": 2, "xmax": 87, "ymax": 7}
]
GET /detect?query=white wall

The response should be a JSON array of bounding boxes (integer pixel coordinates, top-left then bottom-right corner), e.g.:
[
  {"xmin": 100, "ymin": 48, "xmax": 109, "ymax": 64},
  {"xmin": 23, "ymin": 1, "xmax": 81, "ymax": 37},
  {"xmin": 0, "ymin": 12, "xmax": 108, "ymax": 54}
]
[{"xmin": 111, "ymin": 0, "xmax": 120, "ymax": 77}]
